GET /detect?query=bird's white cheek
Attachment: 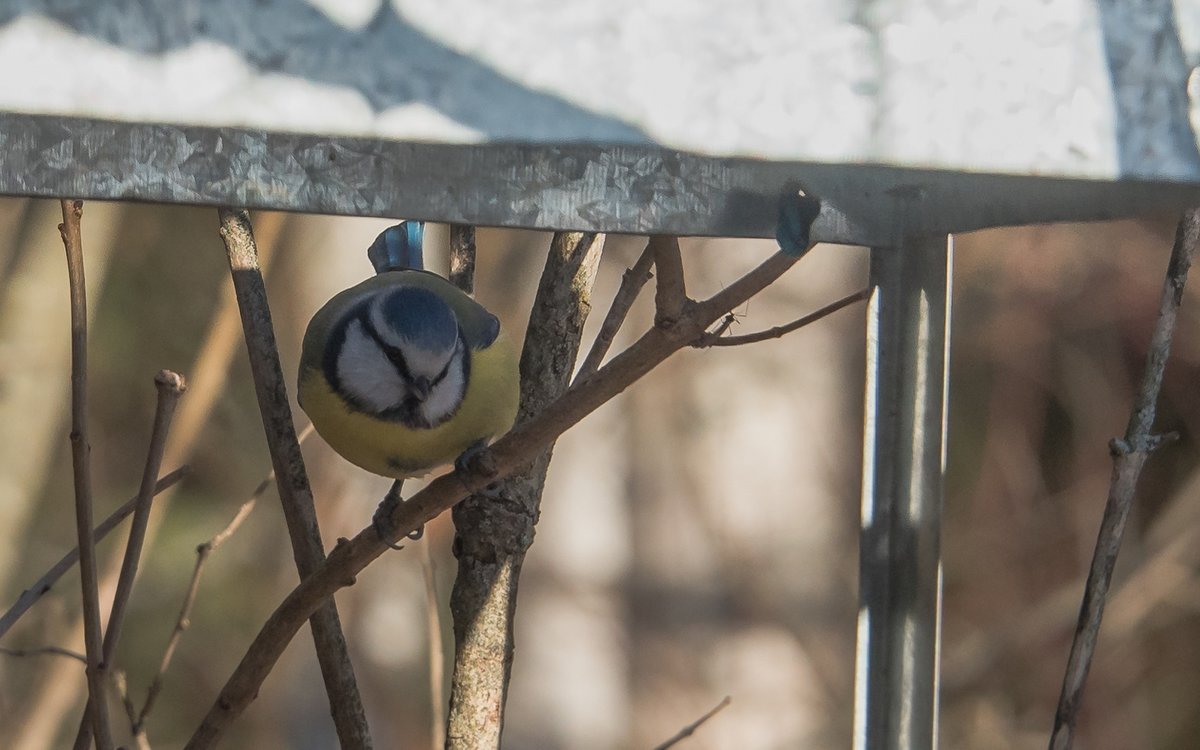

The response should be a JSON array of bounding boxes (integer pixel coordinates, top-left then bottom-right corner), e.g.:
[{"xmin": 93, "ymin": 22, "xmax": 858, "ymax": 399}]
[{"xmin": 336, "ymin": 320, "xmax": 408, "ymax": 413}]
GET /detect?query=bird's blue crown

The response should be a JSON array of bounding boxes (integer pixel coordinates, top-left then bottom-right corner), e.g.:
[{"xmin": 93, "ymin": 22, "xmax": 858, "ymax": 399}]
[{"xmin": 379, "ymin": 286, "xmax": 459, "ymax": 351}]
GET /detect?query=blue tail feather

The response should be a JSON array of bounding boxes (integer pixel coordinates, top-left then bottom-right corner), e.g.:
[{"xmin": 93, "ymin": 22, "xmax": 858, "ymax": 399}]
[{"xmin": 368, "ymin": 221, "xmax": 426, "ymax": 273}]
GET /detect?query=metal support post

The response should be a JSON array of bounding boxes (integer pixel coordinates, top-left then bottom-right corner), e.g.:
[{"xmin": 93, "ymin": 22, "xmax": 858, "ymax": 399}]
[{"xmin": 855, "ymin": 234, "xmax": 952, "ymax": 750}]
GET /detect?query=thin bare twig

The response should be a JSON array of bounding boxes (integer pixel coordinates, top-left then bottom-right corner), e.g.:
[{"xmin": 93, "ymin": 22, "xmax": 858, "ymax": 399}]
[
  {"xmin": 652, "ymin": 696, "xmax": 732, "ymax": 750},
  {"xmin": 11, "ymin": 214, "xmax": 287, "ymax": 750},
  {"xmin": 693, "ymin": 287, "xmax": 870, "ymax": 348},
  {"xmin": 112, "ymin": 670, "xmax": 152, "ymax": 750},
  {"xmin": 419, "ymin": 542, "xmax": 445, "ymax": 750},
  {"xmin": 74, "ymin": 371, "xmax": 187, "ymax": 750},
  {"xmin": 136, "ymin": 469, "xmax": 267, "ymax": 735},
  {"xmin": 449, "ymin": 225, "xmax": 476, "ymax": 294},
  {"xmin": 59, "ymin": 198, "xmax": 114, "ymax": 750},
  {"xmin": 0, "ymin": 467, "xmax": 189, "ymax": 639},
  {"xmin": 184, "ymin": 242, "xmax": 810, "ymax": 749},
  {"xmin": 135, "ymin": 428, "xmax": 310, "ymax": 733},
  {"xmin": 217, "ymin": 208, "xmax": 371, "ymax": 748},
  {"xmin": 1049, "ymin": 208, "xmax": 1200, "ymax": 750},
  {"xmin": 575, "ymin": 242, "xmax": 655, "ymax": 382},
  {"xmin": 0, "ymin": 645, "xmax": 88, "ymax": 664}
]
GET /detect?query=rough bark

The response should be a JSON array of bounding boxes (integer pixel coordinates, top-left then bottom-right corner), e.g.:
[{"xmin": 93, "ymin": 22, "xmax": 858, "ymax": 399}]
[{"xmin": 446, "ymin": 231, "xmax": 604, "ymax": 749}]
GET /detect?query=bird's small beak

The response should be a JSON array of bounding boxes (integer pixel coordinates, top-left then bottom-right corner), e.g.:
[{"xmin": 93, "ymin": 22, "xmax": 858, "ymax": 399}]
[{"xmin": 410, "ymin": 376, "xmax": 431, "ymax": 401}]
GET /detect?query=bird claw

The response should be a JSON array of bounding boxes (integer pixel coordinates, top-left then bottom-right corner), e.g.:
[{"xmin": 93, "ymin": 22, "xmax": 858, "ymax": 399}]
[
  {"xmin": 454, "ymin": 440, "xmax": 494, "ymax": 476},
  {"xmin": 373, "ymin": 512, "xmax": 406, "ymax": 551},
  {"xmin": 373, "ymin": 479, "xmax": 414, "ymax": 551},
  {"xmin": 454, "ymin": 440, "xmax": 499, "ymax": 495}
]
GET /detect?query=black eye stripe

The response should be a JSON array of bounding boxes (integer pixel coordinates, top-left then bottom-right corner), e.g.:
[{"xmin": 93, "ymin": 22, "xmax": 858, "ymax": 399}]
[
  {"xmin": 430, "ymin": 359, "xmax": 452, "ymax": 386},
  {"xmin": 359, "ymin": 309, "xmax": 414, "ymax": 382},
  {"xmin": 358, "ymin": 307, "xmax": 468, "ymax": 390},
  {"xmin": 382, "ymin": 342, "xmax": 412, "ymax": 380},
  {"xmin": 431, "ymin": 339, "xmax": 464, "ymax": 387}
]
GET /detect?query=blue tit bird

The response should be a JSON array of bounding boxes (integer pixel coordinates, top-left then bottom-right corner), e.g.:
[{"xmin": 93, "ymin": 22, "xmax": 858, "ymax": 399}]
[{"xmin": 297, "ymin": 222, "xmax": 519, "ymax": 479}]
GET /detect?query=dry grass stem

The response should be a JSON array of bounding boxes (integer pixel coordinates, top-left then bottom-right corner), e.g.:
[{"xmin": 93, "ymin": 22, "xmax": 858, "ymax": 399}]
[
  {"xmin": 59, "ymin": 198, "xmax": 114, "ymax": 750},
  {"xmin": 1049, "ymin": 208, "xmax": 1200, "ymax": 750}
]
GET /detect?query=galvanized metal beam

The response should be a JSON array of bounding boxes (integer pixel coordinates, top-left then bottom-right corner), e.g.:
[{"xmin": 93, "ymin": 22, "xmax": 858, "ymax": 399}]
[{"xmin": 2, "ymin": 113, "xmax": 1200, "ymax": 243}]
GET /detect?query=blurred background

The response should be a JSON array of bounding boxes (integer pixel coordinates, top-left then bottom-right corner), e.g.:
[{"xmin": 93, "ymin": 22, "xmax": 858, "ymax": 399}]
[{"xmin": 0, "ymin": 198, "xmax": 1196, "ymax": 749}]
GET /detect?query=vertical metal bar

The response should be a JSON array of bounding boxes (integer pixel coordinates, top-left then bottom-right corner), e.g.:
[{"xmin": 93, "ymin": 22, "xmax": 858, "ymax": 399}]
[{"xmin": 855, "ymin": 234, "xmax": 952, "ymax": 750}]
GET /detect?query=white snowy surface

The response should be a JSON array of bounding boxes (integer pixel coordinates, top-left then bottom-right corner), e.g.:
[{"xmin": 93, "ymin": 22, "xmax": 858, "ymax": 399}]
[{"xmin": 0, "ymin": 0, "xmax": 1194, "ymax": 180}]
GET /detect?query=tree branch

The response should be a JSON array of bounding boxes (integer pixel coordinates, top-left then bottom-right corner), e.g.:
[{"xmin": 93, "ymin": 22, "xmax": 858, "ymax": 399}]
[
  {"xmin": 575, "ymin": 241, "xmax": 654, "ymax": 382},
  {"xmin": 1049, "ymin": 207, "xmax": 1200, "ymax": 750},
  {"xmin": 73, "ymin": 370, "xmax": 186, "ymax": 749},
  {"xmin": 185, "ymin": 245, "xmax": 808, "ymax": 749},
  {"xmin": 217, "ymin": 208, "xmax": 371, "ymax": 748},
  {"xmin": 693, "ymin": 287, "xmax": 870, "ymax": 348},
  {"xmin": 59, "ymin": 198, "xmax": 114, "ymax": 750},
  {"xmin": 0, "ymin": 467, "xmax": 189, "ymax": 639},
  {"xmin": 447, "ymin": 230, "xmax": 604, "ymax": 749}
]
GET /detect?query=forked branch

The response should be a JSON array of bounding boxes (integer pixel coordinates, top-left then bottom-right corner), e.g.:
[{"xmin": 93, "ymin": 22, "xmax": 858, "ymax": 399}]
[{"xmin": 73, "ymin": 370, "xmax": 186, "ymax": 750}]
